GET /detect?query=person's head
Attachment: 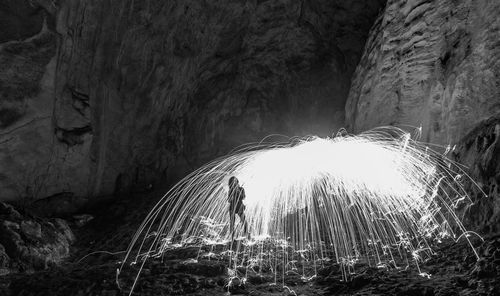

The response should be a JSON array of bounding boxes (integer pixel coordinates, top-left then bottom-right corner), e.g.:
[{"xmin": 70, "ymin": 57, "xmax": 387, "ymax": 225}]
[{"xmin": 228, "ymin": 176, "xmax": 239, "ymax": 187}]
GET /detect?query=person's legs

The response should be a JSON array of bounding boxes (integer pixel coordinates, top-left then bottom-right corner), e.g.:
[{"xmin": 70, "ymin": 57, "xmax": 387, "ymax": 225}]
[
  {"xmin": 238, "ymin": 212, "xmax": 249, "ymax": 238},
  {"xmin": 230, "ymin": 207, "xmax": 235, "ymax": 240}
]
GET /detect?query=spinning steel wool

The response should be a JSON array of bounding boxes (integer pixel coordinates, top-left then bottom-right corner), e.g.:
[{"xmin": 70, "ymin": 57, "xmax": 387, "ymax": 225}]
[{"xmin": 120, "ymin": 127, "xmax": 479, "ymax": 291}]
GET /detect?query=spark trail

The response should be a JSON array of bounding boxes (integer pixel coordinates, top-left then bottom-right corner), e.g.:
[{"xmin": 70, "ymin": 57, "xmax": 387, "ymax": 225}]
[{"xmin": 119, "ymin": 127, "xmax": 480, "ymax": 291}]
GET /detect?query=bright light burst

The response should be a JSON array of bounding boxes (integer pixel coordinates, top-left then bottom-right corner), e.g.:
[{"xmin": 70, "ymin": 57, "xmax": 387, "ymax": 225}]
[{"xmin": 119, "ymin": 127, "xmax": 480, "ymax": 291}]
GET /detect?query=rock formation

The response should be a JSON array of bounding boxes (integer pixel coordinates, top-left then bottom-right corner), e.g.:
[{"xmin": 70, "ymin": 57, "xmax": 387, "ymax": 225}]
[
  {"xmin": 0, "ymin": 0, "xmax": 384, "ymax": 207},
  {"xmin": 346, "ymin": 0, "xmax": 500, "ymax": 146},
  {"xmin": 0, "ymin": 202, "xmax": 74, "ymax": 275},
  {"xmin": 345, "ymin": 0, "xmax": 500, "ymax": 233},
  {"xmin": 453, "ymin": 116, "xmax": 500, "ymax": 233}
]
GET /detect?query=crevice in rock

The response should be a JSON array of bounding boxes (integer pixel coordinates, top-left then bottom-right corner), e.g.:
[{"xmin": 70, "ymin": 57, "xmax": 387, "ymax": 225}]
[
  {"xmin": 69, "ymin": 87, "xmax": 90, "ymax": 117},
  {"xmin": 54, "ymin": 125, "xmax": 92, "ymax": 146}
]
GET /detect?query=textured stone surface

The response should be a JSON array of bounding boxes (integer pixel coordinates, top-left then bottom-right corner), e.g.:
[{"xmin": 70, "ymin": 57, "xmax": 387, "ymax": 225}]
[
  {"xmin": 0, "ymin": 0, "xmax": 384, "ymax": 206},
  {"xmin": 344, "ymin": 0, "xmax": 500, "ymax": 234},
  {"xmin": 453, "ymin": 115, "xmax": 500, "ymax": 233},
  {"xmin": 0, "ymin": 1, "xmax": 59, "ymax": 204},
  {"xmin": 0, "ymin": 1, "xmax": 47, "ymax": 43},
  {"xmin": 346, "ymin": 0, "xmax": 500, "ymax": 145},
  {"xmin": 0, "ymin": 202, "xmax": 74, "ymax": 274}
]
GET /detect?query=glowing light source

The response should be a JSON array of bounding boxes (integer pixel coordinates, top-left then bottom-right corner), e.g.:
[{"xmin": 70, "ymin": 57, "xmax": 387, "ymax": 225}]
[{"xmin": 119, "ymin": 127, "xmax": 480, "ymax": 292}]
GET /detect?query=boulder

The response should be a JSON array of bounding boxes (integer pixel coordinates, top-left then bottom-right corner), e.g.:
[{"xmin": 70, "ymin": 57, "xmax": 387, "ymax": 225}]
[{"xmin": 0, "ymin": 202, "xmax": 74, "ymax": 274}]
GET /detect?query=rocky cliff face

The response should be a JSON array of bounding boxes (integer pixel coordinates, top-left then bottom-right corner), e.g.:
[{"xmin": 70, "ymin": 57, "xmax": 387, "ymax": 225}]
[
  {"xmin": 452, "ymin": 116, "xmax": 500, "ymax": 233},
  {"xmin": 346, "ymin": 0, "xmax": 500, "ymax": 145},
  {"xmin": 345, "ymin": 0, "xmax": 500, "ymax": 232},
  {"xmin": 0, "ymin": 0, "xmax": 384, "ymax": 206}
]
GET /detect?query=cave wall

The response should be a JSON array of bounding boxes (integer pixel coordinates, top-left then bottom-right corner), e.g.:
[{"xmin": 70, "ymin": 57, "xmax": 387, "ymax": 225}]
[
  {"xmin": 345, "ymin": 0, "xmax": 500, "ymax": 232},
  {"xmin": 0, "ymin": 0, "xmax": 384, "ymax": 205},
  {"xmin": 452, "ymin": 116, "xmax": 500, "ymax": 233},
  {"xmin": 346, "ymin": 0, "xmax": 500, "ymax": 145},
  {"xmin": 0, "ymin": 2, "xmax": 59, "ymax": 203}
]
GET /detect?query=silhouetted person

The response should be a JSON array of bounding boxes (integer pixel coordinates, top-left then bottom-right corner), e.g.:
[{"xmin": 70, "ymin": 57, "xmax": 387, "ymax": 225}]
[{"xmin": 228, "ymin": 177, "xmax": 249, "ymax": 239}]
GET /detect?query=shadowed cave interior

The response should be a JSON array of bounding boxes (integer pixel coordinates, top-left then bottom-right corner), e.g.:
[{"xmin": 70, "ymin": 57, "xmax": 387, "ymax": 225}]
[{"xmin": 1, "ymin": 0, "xmax": 500, "ymax": 295}]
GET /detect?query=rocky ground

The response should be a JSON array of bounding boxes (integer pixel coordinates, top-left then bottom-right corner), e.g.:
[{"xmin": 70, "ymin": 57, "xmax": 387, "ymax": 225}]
[{"xmin": 0, "ymin": 191, "xmax": 499, "ymax": 296}]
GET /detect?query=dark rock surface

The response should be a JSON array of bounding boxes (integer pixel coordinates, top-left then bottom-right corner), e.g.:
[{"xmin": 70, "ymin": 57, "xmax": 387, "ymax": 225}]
[
  {"xmin": 0, "ymin": 0, "xmax": 58, "ymax": 204},
  {"xmin": 0, "ymin": 202, "xmax": 74, "ymax": 275},
  {"xmin": 0, "ymin": 0, "xmax": 384, "ymax": 205},
  {"xmin": 453, "ymin": 115, "xmax": 500, "ymax": 233},
  {"xmin": 0, "ymin": 1, "xmax": 47, "ymax": 43}
]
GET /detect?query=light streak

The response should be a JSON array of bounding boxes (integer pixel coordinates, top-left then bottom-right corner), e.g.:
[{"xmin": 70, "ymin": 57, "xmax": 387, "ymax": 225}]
[{"xmin": 119, "ymin": 127, "xmax": 480, "ymax": 292}]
